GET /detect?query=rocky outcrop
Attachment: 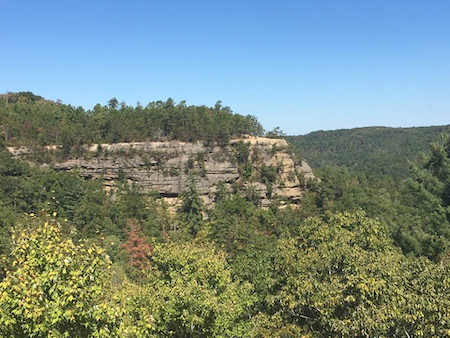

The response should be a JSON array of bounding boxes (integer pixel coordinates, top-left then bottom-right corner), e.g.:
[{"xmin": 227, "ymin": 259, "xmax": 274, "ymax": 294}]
[{"xmin": 7, "ymin": 137, "xmax": 314, "ymax": 208}]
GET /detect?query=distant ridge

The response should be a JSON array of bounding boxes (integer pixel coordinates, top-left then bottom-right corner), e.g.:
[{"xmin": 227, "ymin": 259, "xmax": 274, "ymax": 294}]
[{"xmin": 287, "ymin": 125, "xmax": 450, "ymax": 179}]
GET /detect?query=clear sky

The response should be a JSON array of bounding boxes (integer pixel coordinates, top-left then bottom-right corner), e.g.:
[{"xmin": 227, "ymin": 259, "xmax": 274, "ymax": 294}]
[{"xmin": 1, "ymin": 0, "xmax": 449, "ymax": 135}]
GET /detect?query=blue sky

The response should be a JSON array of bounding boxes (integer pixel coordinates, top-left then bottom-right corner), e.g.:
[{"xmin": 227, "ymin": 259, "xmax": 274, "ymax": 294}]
[{"xmin": 1, "ymin": 0, "xmax": 449, "ymax": 135}]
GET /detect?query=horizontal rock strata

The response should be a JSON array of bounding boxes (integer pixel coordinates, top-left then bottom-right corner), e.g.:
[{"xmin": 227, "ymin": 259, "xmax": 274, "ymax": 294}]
[{"xmin": 8, "ymin": 137, "xmax": 314, "ymax": 208}]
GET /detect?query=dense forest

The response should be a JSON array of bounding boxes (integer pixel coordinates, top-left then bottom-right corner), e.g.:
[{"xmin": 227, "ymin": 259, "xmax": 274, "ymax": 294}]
[
  {"xmin": 287, "ymin": 125, "xmax": 450, "ymax": 179},
  {"xmin": 1, "ymin": 93, "xmax": 450, "ymax": 337},
  {"xmin": 0, "ymin": 92, "xmax": 263, "ymax": 149}
]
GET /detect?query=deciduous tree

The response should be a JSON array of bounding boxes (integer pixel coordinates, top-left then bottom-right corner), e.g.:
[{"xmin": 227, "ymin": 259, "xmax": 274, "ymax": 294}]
[{"xmin": 0, "ymin": 217, "xmax": 119, "ymax": 337}]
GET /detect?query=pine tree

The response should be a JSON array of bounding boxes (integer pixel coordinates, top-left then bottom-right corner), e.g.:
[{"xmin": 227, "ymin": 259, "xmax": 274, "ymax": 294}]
[
  {"xmin": 179, "ymin": 175, "xmax": 204, "ymax": 236},
  {"xmin": 214, "ymin": 181, "xmax": 229, "ymax": 203}
]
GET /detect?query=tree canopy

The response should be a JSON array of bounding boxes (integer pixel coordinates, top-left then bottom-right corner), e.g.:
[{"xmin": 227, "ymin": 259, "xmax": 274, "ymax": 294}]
[{"xmin": 0, "ymin": 92, "xmax": 264, "ymax": 149}]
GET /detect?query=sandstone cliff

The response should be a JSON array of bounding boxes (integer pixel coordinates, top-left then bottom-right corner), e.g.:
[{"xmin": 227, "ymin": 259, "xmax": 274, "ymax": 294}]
[{"xmin": 7, "ymin": 137, "xmax": 314, "ymax": 208}]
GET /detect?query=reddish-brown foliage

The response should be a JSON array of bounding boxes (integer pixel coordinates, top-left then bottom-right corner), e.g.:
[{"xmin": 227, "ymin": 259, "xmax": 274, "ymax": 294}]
[{"xmin": 122, "ymin": 220, "xmax": 152, "ymax": 270}]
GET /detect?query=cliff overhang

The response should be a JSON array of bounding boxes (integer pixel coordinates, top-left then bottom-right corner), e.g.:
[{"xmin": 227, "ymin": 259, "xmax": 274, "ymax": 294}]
[{"xmin": 7, "ymin": 136, "xmax": 314, "ymax": 208}]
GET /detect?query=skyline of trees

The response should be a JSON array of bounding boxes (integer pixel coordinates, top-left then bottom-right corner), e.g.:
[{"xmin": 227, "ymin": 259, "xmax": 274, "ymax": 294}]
[{"xmin": 0, "ymin": 92, "xmax": 264, "ymax": 149}]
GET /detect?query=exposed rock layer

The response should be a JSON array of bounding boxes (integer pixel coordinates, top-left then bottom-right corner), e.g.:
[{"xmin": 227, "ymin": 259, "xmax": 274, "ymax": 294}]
[{"xmin": 8, "ymin": 137, "xmax": 314, "ymax": 208}]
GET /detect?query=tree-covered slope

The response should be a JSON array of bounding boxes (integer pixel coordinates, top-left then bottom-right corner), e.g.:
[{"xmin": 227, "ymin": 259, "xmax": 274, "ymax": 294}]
[
  {"xmin": 287, "ymin": 125, "xmax": 450, "ymax": 178},
  {"xmin": 3, "ymin": 92, "xmax": 450, "ymax": 336},
  {"xmin": 0, "ymin": 92, "xmax": 263, "ymax": 148}
]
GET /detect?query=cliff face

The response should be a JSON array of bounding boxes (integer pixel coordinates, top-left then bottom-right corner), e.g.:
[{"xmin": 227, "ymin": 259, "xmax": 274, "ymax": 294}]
[{"xmin": 8, "ymin": 137, "xmax": 313, "ymax": 208}]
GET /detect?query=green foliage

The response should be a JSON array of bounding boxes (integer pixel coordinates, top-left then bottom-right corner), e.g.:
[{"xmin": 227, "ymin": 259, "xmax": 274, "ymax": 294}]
[
  {"xmin": 265, "ymin": 211, "xmax": 450, "ymax": 337},
  {"xmin": 214, "ymin": 181, "xmax": 229, "ymax": 203},
  {"xmin": 299, "ymin": 161, "xmax": 450, "ymax": 260},
  {"xmin": 208, "ymin": 195, "xmax": 275, "ymax": 255},
  {"xmin": 119, "ymin": 242, "xmax": 255, "ymax": 337},
  {"xmin": 233, "ymin": 140, "xmax": 250, "ymax": 165},
  {"xmin": 233, "ymin": 140, "xmax": 253, "ymax": 178},
  {"xmin": 397, "ymin": 135, "xmax": 450, "ymax": 258},
  {"xmin": 287, "ymin": 125, "xmax": 450, "ymax": 179},
  {"xmin": 265, "ymin": 127, "xmax": 286, "ymax": 139},
  {"xmin": 0, "ymin": 93, "xmax": 264, "ymax": 149},
  {"xmin": 0, "ymin": 217, "xmax": 119, "ymax": 337},
  {"xmin": 179, "ymin": 175, "xmax": 204, "ymax": 237},
  {"xmin": 260, "ymin": 164, "xmax": 277, "ymax": 184}
]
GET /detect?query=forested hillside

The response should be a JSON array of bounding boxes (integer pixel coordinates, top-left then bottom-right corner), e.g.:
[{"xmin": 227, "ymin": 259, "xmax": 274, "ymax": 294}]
[
  {"xmin": 1, "ymin": 93, "xmax": 450, "ymax": 337},
  {"xmin": 0, "ymin": 92, "xmax": 263, "ymax": 149},
  {"xmin": 287, "ymin": 126, "xmax": 450, "ymax": 179}
]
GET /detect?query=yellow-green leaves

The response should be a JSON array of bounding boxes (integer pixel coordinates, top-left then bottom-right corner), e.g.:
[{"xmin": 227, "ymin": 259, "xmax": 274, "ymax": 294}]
[
  {"xmin": 119, "ymin": 242, "xmax": 255, "ymax": 338},
  {"xmin": 0, "ymin": 219, "xmax": 120, "ymax": 337},
  {"xmin": 266, "ymin": 211, "xmax": 450, "ymax": 337}
]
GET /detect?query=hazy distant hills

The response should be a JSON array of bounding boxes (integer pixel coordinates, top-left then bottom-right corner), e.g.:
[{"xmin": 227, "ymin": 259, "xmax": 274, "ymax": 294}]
[{"xmin": 287, "ymin": 125, "xmax": 450, "ymax": 179}]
